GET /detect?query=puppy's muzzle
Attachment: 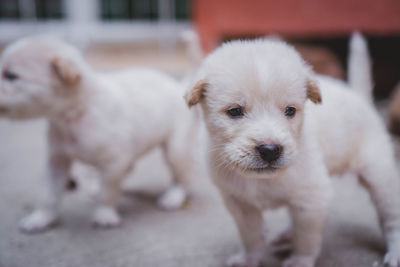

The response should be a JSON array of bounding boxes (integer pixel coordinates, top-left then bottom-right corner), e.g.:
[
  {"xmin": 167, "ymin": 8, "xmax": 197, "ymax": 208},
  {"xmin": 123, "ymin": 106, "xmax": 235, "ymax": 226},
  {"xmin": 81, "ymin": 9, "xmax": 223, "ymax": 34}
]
[{"xmin": 256, "ymin": 144, "xmax": 282, "ymax": 163}]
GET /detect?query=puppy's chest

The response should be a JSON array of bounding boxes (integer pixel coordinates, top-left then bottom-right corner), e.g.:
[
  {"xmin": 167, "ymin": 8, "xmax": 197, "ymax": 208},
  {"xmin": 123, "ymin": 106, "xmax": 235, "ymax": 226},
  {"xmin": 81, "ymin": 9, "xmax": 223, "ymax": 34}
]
[{"xmin": 216, "ymin": 175, "xmax": 287, "ymax": 210}]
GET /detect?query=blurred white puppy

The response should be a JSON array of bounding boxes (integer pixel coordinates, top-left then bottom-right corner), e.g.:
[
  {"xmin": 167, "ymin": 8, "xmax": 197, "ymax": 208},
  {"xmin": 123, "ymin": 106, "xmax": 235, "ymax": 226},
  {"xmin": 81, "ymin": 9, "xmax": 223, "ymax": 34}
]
[
  {"xmin": 0, "ymin": 36, "xmax": 197, "ymax": 232},
  {"xmin": 185, "ymin": 34, "xmax": 400, "ymax": 267}
]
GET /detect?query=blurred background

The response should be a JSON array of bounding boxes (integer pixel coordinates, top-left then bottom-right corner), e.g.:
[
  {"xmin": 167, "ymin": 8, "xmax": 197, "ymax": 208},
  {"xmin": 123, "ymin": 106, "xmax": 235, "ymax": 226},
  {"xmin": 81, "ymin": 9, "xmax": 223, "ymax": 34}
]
[
  {"xmin": 0, "ymin": 0, "xmax": 399, "ymax": 98},
  {"xmin": 0, "ymin": 0, "xmax": 194, "ymax": 76}
]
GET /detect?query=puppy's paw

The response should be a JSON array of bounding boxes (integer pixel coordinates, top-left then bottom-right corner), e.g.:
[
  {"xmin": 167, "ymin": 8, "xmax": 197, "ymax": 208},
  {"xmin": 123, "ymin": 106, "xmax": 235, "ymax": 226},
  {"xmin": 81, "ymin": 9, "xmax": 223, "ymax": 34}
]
[
  {"xmin": 384, "ymin": 250, "xmax": 400, "ymax": 267},
  {"xmin": 272, "ymin": 228, "xmax": 293, "ymax": 246},
  {"xmin": 226, "ymin": 253, "xmax": 263, "ymax": 267},
  {"xmin": 92, "ymin": 206, "xmax": 121, "ymax": 228},
  {"xmin": 19, "ymin": 209, "xmax": 58, "ymax": 233},
  {"xmin": 282, "ymin": 255, "xmax": 315, "ymax": 267},
  {"xmin": 157, "ymin": 185, "xmax": 187, "ymax": 210}
]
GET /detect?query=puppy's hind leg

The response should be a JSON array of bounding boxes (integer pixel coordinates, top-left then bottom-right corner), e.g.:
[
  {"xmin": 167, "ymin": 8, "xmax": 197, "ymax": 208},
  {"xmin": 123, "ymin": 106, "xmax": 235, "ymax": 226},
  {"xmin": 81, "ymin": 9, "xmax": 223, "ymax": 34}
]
[
  {"xmin": 357, "ymin": 139, "xmax": 400, "ymax": 267},
  {"xmin": 158, "ymin": 127, "xmax": 196, "ymax": 210},
  {"xmin": 19, "ymin": 152, "xmax": 71, "ymax": 233},
  {"xmin": 92, "ymin": 162, "xmax": 132, "ymax": 228}
]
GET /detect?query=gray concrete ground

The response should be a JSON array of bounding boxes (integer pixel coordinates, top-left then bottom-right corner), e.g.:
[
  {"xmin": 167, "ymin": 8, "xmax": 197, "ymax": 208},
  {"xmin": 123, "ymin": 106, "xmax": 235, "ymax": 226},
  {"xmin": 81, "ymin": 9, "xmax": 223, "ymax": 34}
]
[{"xmin": 0, "ymin": 47, "xmax": 399, "ymax": 267}]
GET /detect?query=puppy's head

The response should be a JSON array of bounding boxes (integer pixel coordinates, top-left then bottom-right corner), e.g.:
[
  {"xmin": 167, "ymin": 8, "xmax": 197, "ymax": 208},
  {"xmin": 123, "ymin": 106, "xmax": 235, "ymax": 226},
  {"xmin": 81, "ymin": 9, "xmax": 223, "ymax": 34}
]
[
  {"xmin": 0, "ymin": 36, "xmax": 84, "ymax": 119},
  {"xmin": 185, "ymin": 40, "xmax": 321, "ymax": 178}
]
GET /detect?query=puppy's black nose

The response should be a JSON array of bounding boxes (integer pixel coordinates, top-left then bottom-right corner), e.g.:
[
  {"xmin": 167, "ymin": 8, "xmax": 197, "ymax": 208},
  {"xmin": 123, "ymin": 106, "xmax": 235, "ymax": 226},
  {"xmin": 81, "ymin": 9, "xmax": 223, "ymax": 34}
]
[{"xmin": 256, "ymin": 144, "xmax": 282, "ymax": 163}]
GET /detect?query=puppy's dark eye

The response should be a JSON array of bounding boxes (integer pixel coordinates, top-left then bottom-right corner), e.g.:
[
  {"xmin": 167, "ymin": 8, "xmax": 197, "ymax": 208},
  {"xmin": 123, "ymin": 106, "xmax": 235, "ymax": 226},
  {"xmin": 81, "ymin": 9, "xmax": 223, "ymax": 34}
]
[
  {"xmin": 285, "ymin": 106, "xmax": 296, "ymax": 118},
  {"xmin": 227, "ymin": 107, "xmax": 244, "ymax": 118},
  {"xmin": 3, "ymin": 70, "xmax": 18, "ymax": 81}
]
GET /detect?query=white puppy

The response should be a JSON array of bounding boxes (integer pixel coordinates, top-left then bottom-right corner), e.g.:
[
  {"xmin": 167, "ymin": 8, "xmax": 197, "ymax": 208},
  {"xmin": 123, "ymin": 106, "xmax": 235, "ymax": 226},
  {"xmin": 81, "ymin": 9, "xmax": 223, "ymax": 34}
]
[
  {"xmin": 185, "ymin": 35, "xmax": 400, "ymax": 267},
  {"xmin": 0, "ymin": 36, "xmax": 197, "ymax": 232}
]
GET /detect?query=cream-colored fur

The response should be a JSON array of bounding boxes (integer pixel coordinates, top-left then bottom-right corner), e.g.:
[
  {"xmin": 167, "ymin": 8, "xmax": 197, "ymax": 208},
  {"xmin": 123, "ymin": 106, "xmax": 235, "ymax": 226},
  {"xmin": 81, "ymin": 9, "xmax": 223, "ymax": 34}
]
[
  {"xmin": 186, "ymin": 38, "xmax": 400, "ymax": 267},
  {"xmin": 0, "ymin": 36, "xmax": 197, "ymax": 232}
]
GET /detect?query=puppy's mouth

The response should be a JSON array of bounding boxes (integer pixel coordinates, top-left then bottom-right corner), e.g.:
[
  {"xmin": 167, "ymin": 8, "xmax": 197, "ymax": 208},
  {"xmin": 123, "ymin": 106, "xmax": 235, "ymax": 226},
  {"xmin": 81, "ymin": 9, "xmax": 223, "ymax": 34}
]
[
  {"xmin": 232, "ymin": 160, "xmax": 285, "ymax": 175},
  {"xmin": 223, "ymin": 147, "xmax": 289, "ymax": 176},
  {"xmin": 245, "ymin": 165, "xmax": 281, "ymax": 173}
]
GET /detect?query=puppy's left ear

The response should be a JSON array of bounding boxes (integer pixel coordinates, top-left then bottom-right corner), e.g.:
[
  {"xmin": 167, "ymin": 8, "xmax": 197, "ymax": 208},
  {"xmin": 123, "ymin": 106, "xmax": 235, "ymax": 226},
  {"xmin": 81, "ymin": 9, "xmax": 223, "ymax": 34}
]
[
  {"xmin": 51, "ymin": 57, "xmax": 81, "ymax": 87},
  {"xmin": 306, "ymin": 78, "xmax": 322, "ymax": 104},
  {"xmin": 184, "ymin": 80, "xmax": 207, "ymax": 108}
]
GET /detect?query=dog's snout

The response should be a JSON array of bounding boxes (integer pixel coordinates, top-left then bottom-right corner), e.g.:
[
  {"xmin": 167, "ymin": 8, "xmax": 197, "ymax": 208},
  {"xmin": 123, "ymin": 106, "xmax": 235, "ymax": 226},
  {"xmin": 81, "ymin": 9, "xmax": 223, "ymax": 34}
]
[{"xmin": 256, "ymin": 144, "xmax": 282, "ymax": 163}]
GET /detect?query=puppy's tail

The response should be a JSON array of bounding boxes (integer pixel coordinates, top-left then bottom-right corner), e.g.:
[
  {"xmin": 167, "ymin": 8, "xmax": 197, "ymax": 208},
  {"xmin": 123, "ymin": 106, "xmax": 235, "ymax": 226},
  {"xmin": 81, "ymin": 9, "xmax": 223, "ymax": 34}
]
[
  {"xmin": 348, "ymin": 32, "xmax": 373, "ymax": 102},
  {"xmin": 181, "ymin": 29, "xmax": 204, "ymax": 64}
]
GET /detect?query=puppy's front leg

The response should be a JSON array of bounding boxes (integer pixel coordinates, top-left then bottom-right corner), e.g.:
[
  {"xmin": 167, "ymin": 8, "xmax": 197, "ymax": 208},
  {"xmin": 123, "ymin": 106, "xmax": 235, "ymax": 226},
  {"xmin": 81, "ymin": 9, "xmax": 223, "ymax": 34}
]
[
  {"xmin": 223, "ymin": 195, "xmax": 265, "ymax": 267},
  {"xmin": 283, "ymin": 205, "xmax": 326, "ymax": 267},
  {"xmin": 19, "ymin": 151, "xmax": 71, "ymax": 233}
]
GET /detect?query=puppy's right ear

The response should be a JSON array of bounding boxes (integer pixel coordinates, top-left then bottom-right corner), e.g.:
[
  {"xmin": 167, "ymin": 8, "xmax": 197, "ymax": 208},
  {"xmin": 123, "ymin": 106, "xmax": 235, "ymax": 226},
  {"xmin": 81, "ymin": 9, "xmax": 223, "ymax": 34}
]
[
  {"xmin": 184, "ymin": 80, "xmax": 207, "ymax": 107},
  {"xmin": 51, "ymin": 57, "xmax": 81, "ymax": 87}
]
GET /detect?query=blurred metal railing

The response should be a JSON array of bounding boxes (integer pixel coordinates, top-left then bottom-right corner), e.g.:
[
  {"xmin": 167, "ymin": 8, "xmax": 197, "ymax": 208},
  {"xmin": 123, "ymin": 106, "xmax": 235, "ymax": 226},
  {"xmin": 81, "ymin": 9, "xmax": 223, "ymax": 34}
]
[{"xmin": 0, "ymin": 0, "xmax": 191, "ymax": 48}]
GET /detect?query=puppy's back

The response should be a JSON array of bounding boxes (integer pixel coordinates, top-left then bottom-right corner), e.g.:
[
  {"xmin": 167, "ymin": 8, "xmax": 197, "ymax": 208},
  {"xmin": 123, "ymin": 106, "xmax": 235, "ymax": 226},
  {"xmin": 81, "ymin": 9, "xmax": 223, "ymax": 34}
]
[{"xmin": 307, "ymin": 75, "xmax": 384, "ymax": 174}]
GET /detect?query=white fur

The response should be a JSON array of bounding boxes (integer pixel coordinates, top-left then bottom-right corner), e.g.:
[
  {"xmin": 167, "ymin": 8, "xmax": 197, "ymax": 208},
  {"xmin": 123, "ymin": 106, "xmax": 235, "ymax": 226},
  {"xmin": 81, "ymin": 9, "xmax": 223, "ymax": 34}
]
[
  {"xmin": 0, "ymin": 36, "xmax": 197, "ymax": 232},
  {"xmin": 187, "ymin": 39, "xmax": 400, "ymax": 267}
]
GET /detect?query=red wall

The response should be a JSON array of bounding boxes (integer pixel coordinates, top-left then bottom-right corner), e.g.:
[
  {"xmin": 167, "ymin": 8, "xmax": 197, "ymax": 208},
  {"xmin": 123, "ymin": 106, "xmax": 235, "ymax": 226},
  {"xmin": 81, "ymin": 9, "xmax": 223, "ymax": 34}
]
[{"xmin": 194, "ymin": 0, "xmax": 400, "ymax": 52}]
